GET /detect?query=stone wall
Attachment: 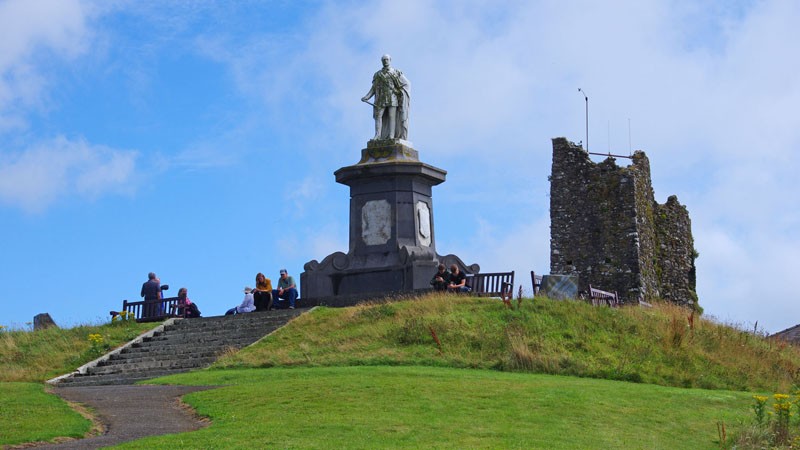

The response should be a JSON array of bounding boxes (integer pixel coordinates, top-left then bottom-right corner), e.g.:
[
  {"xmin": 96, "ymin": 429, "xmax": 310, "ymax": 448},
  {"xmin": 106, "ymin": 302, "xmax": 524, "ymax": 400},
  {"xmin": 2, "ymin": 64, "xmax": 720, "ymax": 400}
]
[{"xmin": 549, "ymin": 137, "xmax": 697, "ymax": 307}]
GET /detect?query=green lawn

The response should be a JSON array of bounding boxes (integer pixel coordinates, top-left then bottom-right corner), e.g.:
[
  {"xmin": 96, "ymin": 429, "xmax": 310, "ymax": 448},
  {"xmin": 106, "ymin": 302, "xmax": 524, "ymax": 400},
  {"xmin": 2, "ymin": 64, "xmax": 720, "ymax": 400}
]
[
  {"xmin": 113, "ymin": 366, "xmax": 753, "ymax": 449},
  {"xmin": 0, "ymin": 382, "xmax": 91, "ymax": 446}
]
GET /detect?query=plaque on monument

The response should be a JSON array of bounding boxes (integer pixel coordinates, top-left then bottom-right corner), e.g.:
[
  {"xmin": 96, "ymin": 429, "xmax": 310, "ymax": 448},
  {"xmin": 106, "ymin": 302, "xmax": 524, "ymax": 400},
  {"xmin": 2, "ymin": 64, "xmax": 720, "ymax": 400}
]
[{"xmin": 301, "ymin": 55, "xmax": 478, "ymax": 304}]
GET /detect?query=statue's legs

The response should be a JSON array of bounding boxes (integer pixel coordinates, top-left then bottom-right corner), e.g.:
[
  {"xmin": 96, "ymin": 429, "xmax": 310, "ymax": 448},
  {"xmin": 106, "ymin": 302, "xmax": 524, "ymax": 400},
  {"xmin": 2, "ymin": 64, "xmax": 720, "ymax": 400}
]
[
  {"xmin": 386, "ymin": 107, "xmax": 397, "ymax": 139},
  {"xmin": 373, "ymin": 106, "xmax": 385, "ymax": 139}
]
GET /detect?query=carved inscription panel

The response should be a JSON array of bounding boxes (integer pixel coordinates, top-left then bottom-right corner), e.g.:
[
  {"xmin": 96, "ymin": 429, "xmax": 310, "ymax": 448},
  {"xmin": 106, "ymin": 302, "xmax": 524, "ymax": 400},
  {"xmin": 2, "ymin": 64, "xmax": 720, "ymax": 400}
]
[
  {"xmin": 416, "ymin": 201, "xmax": 431, "ymax": 247},
  {"xmin": 362, "ymin": 199, "xmax": 391, "ymax": 246}
]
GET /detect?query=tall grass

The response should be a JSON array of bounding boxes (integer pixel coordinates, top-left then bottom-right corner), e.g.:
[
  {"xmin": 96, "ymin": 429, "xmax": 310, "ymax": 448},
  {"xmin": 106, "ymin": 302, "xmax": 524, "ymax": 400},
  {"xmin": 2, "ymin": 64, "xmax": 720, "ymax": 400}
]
[
  {"xmin": 0, "ymin": 319, "xmax": 155, "ymax": 382},
  {"xmin": 215, "ymin": 294, "xmax": 800, "ymax": 392}
]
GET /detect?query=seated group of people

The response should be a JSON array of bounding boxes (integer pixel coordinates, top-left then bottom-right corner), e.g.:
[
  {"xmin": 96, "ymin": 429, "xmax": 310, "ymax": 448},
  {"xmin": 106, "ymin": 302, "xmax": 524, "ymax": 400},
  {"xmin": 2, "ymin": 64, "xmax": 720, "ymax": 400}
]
[
  {"xmin": 226, "ymin": 269, "xmax": 299, "ymax": 315},
  {"xmin": 430, "ymin": 264, "xmax": 472, "ymax": 293}
]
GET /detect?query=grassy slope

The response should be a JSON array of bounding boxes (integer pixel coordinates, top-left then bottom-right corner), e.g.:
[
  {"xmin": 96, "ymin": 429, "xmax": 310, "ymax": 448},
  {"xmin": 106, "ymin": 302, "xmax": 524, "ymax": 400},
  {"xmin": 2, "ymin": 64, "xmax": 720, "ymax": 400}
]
[
  {"xmin": 0, "ymin": 320, "xmax": 156, "ymax": 382},
  {"xmin": 130, "ymin": 366, "xmax": 752, "ymax": 449},
  {"xmin": 216, "ymin": 295, "xmax": 800, "ymax": 392}
]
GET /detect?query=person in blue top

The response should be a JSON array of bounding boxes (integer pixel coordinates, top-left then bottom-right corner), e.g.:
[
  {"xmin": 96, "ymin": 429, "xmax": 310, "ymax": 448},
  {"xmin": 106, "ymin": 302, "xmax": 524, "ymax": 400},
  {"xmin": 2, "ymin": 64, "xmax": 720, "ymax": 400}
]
[{"xmin": 272, "ymin": 269, "xmax": 298, "ymax": 309}]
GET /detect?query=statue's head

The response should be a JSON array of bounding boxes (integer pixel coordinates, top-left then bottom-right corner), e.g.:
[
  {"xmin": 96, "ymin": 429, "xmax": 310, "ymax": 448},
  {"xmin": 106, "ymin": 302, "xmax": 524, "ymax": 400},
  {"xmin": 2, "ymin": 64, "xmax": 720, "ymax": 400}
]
[{"xmin": 381, "ymin": 54, "xmax": 391, "ymax": 67}]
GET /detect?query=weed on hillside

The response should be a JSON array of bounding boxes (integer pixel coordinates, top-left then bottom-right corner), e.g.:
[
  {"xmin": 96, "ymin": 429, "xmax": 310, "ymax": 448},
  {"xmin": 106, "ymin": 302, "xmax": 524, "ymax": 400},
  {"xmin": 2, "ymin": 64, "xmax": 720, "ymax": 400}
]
[{"xmin": 725, "ymin": 392, "xmax": 800, "ymax": 449}]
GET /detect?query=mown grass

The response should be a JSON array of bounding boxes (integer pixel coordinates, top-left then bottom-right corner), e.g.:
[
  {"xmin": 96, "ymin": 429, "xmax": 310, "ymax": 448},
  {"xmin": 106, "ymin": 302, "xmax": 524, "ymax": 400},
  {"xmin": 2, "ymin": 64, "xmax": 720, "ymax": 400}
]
[
  {"xmin": 127, "ymin": 366, "xmax": 753, "ymax": 449},
  {"xmin": 0, "ymin": 382, "xmax": 91, "ymax": 446},
  {"xmin": 215, "ymin": 294, "xmax": 800, "ymax": 392},
  {"xmin": 0, "ymin": 319, "xmax": 156, "ymax": 382}
]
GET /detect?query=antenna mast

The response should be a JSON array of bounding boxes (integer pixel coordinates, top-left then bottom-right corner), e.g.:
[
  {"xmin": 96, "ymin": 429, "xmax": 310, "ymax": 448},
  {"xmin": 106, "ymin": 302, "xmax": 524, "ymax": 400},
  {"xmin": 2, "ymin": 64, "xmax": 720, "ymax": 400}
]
[{"xmin": 578, "ymin": 88, "xmax": 588, "ymax": 151}]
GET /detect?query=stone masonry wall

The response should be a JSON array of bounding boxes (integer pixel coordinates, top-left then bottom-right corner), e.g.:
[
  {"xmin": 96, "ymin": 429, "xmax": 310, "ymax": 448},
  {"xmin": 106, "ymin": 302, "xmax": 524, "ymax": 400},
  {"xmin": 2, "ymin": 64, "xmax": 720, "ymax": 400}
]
[
  {"xmin": 655, "ymin": 196, "xmax": 697, "ymax": 305},
  {"xmin": 549, "ymin": 137, "xmax": 697, "ymax": 306}
]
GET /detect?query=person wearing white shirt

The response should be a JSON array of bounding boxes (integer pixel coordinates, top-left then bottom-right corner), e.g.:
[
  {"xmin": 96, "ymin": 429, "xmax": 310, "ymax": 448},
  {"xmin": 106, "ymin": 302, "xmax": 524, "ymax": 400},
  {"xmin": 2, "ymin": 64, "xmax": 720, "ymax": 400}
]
[{"xmin": 226, "ymin": 287, "xmax": 256, "ymax": 315}]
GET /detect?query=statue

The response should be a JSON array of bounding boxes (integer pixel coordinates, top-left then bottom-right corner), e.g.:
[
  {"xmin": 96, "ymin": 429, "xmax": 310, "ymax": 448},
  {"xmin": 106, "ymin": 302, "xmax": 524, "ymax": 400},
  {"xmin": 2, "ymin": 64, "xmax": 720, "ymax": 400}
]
[{"xmin": 361, "ymin": 54, "xmax": 410, "ymax": 141}]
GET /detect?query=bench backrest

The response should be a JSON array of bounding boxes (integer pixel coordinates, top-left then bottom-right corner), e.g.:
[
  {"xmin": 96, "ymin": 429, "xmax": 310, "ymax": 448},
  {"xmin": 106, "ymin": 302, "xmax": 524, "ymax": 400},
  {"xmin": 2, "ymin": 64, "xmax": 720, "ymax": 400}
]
[
  {"xmin": 123, "ymin": 297, "xmax": 182, "ymax": 322},
  {"xmin": 587, "ymin": 285, "xmax": 619, "ymax": 307},
  {"xmin": 530, "ymin": 271, "xmax": 542, "ymax": 296},
  {"xmin": 467, "ymin": 271, "xmax": 514, "ymax": 297}
]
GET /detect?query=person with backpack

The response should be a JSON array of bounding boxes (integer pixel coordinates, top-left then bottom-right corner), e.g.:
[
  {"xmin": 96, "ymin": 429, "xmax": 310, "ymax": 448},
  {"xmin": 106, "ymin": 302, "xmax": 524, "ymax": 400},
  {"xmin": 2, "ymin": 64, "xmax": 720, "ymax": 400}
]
[{"xmin": 176, "ymin": 287, "xmax": 201, "ymax": 318}]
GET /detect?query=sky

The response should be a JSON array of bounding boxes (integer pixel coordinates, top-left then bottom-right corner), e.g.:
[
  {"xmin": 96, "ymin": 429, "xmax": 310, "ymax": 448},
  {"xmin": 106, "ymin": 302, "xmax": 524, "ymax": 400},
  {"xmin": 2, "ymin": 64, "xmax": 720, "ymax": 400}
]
[{"xmin": 1, "ymin": 0, "xmax": 798, "ymax": 333}]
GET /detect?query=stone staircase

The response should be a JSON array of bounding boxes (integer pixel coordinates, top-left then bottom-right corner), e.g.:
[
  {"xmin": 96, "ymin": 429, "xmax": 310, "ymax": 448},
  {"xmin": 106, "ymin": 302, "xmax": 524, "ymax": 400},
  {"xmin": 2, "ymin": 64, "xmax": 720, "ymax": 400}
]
[{"xmin": 48, "ymin": 308, "xmax": 307, "ymax": 387}]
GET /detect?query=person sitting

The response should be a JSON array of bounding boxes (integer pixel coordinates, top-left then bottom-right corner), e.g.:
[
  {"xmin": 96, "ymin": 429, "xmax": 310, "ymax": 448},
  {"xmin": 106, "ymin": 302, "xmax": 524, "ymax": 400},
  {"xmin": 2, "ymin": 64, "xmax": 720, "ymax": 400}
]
[
  {"xmin": 272, "ymin": 268, "xmax": 298, "ymax": 309},
  {"xmin": 175, "ymin": 287, "xmax": 201, "ymax": 318},
  {"xmin": 447, "ymin": 265, "xmax": 471, "ymax": 294},
  {"xmin": 430, "ymin": 264, "xmax": 450, "ymax": 291},
  {"xmin": 253, "ymin": 272, "xmax": 273, "ymax": 311},
  {"xmin": 226, "ymin": 286, "xmax": 256, "ymax": 315}
]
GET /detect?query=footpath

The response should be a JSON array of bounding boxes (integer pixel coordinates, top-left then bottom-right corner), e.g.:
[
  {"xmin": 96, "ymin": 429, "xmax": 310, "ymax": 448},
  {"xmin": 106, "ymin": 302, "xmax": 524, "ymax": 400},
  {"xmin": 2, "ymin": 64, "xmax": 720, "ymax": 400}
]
[{"xmin": 27, "ymin": 385, "xmax": 214, "ymax": 449}]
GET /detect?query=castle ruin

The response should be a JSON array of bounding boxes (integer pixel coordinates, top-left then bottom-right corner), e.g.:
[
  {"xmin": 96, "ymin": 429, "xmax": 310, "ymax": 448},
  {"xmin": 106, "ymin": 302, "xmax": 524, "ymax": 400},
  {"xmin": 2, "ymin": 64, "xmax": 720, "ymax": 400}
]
[{"xmin": 549, "ymin": 137, "xmax": 697, "ymax": 307}]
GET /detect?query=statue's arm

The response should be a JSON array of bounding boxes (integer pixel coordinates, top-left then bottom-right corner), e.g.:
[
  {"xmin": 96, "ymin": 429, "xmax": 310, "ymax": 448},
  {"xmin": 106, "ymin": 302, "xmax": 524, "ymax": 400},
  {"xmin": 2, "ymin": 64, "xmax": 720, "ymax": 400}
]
[{"xmin": 361, "ymin": 83, "xmax": 375, "ymax": 102}]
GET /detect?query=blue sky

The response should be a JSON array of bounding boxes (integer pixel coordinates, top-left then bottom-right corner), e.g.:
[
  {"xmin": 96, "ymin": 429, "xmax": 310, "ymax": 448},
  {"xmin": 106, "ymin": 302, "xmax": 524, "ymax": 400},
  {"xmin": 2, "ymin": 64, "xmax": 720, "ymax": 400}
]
[{"xmin": 1, "ymin": 0, "xmax": 798, "ymax": 333}]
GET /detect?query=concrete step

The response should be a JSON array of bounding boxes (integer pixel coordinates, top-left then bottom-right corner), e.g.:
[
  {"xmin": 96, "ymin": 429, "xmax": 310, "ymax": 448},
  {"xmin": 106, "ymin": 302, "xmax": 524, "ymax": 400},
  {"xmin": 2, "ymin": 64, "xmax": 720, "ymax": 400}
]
[
  {"xmin": 100, "ymin": 349, "xmax": 225, "ymax": 365},
  {"xmin": 165, "ymin": 309, "xmax": 305, "ymax": 329},
  {"xmin": 127, "ymin": 335, "xmax": 269, "ymax": 353},
  {"xmin": 87, "ymin": 356, "xmax": 216, "ymax": 375},
  {"xmin": 56, "ymin": 368, "xmax": 196, "ymax": 387},
  {"xmin": 140, "ymin": 326, "xmax": 278, "ymax": 343},
  {"xmin": 107, "ymin": 346, "xmax": 247, "ymax": 367}
]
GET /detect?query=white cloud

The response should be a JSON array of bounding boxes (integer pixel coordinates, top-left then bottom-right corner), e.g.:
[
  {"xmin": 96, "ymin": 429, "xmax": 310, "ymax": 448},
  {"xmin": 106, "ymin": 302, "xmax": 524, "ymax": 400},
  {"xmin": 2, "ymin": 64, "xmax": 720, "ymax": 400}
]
[
  {"xmin": 0, "ymin": 136, "xmax": 139, "ymax": 213},
  {"xmin": 0, "ymin": 0, "xmax": 92, "ymax": 131}
]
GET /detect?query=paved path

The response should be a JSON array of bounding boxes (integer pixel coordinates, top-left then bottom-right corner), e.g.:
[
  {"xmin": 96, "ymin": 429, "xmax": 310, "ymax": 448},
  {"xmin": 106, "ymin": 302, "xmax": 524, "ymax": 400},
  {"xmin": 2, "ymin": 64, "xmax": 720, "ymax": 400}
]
[{"xmin": 32, "ymin": 385, "xmax": 215, "ymax": 449}]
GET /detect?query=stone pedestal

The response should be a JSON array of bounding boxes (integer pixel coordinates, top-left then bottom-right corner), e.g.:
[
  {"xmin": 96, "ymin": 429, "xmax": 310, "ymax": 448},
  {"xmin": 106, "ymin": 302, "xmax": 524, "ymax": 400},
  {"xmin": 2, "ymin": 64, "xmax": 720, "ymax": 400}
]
[{"xmin": 302, "ymin": 140, "xmax": 478, "ymax": 302}]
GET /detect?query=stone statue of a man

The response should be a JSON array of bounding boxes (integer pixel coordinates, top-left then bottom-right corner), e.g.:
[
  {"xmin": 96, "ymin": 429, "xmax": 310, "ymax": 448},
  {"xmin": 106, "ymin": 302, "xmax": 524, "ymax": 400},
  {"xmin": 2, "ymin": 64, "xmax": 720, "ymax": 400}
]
[{"xmin": 361, "ymin": 54, "xmax": 410, "ymax": 141}]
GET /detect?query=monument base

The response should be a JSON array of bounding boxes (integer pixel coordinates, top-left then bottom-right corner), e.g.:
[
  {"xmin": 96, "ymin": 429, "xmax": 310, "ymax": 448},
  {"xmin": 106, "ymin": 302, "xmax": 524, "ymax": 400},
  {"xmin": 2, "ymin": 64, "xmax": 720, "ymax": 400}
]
[
  {"xmin": 302, "ymin": 250, "xmax": 477, "ymax": 300},
  {"xmin": 301, "ymin": 140, "xmax": 478, "ymax": 301}
]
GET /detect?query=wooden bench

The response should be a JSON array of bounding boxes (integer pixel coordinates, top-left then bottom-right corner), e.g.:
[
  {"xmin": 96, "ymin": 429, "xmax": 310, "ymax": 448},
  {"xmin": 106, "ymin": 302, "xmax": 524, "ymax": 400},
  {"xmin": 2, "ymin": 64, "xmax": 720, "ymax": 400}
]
[
  {"xmin": 466, "ymin": 271, "xmax": 514, "ymax": 298},
  {"xmin": 530, "ymin": 271, "xmax": 542, "ymax": 296},
  {"xmin": 587, "ymin": 285, "xmax": 619, "ymax": 307},
  {"xmin": 121, "ymin": 297, "xmax": 183, "ymax": 322}
]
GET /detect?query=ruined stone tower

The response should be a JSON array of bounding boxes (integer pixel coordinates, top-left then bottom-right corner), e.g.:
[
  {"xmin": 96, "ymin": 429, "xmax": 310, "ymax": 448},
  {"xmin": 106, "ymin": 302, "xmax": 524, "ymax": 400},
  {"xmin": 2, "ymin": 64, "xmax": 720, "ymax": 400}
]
[{"xmin": 549, "ymin": 137, "xmax": 697, "ymax": 307}]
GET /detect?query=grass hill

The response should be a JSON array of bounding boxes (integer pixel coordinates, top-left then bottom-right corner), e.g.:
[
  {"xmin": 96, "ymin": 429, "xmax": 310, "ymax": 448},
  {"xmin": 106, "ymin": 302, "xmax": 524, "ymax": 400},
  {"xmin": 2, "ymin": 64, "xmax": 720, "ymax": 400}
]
[
  {"xmin": 215, "ymin": 294, "xmax": 800, "ymax": 392},
  {"xmin": 2, "ymin": 294, "xmax": 798, "ymax": 448}
]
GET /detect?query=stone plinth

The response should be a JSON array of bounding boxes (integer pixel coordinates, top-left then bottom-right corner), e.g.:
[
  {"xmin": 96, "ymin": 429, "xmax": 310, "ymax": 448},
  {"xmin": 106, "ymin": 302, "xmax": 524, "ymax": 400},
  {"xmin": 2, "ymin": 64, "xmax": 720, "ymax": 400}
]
[{"xmin": 302, "ymin": 141, "xmax": 478, "ymax": 300}]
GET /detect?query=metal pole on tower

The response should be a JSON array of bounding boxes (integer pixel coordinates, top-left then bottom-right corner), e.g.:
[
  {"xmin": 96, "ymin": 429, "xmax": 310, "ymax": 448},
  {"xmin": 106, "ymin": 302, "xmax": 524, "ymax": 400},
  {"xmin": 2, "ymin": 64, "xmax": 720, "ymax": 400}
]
[{"xmin": 578, "ymin": 88, "xmax": 588, "ymax": 151}]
